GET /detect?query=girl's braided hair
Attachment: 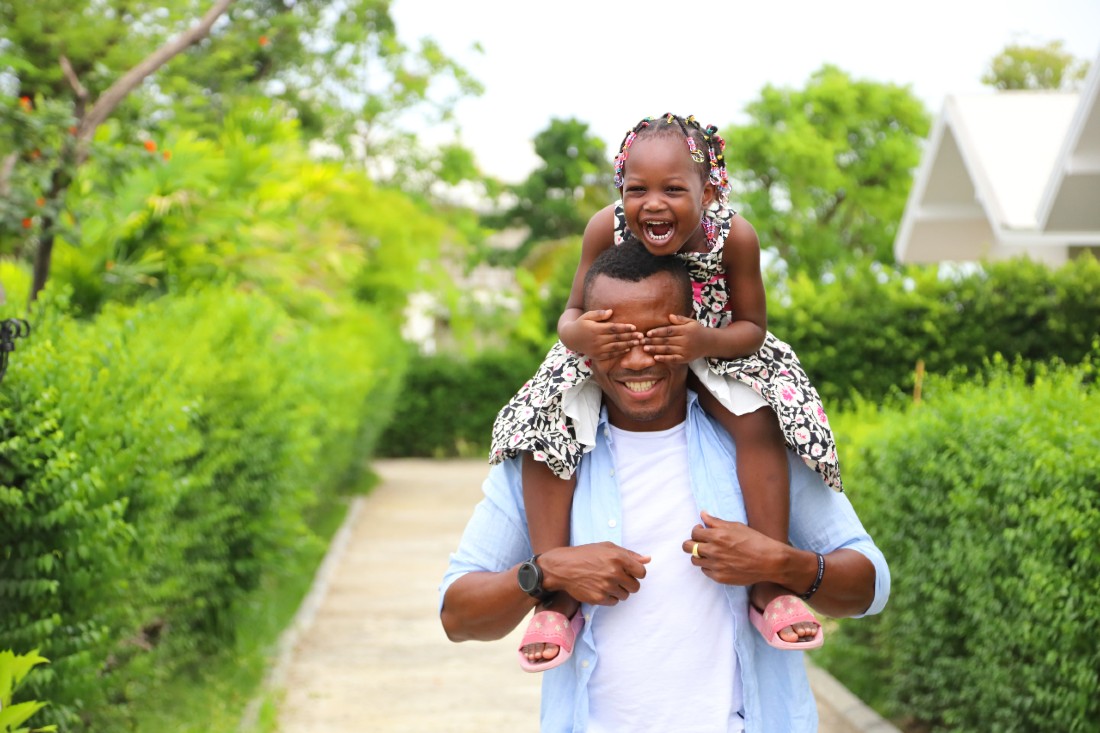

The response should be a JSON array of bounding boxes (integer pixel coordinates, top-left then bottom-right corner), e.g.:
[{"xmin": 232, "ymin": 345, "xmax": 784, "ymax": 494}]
[{"xmin": 612, "ymin": 113, "xmax": 730, "ymax": 206}]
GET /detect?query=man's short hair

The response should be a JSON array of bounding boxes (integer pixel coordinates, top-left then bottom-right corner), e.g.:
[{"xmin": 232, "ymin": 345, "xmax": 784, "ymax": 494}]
[{"xmin": 582, "ymin": 241, "xmax": 693, "ymax": 315}]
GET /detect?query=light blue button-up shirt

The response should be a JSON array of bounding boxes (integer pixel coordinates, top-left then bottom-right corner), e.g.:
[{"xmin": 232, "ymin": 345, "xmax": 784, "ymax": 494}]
[{"xmin": 441, "ymin": 392, "xmax": 890, "ymax": 732}]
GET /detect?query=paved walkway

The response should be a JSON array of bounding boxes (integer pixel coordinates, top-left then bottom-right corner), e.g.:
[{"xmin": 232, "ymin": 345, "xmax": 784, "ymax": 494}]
[{"xmin": 272, "ymin": 458, "xmax": 894, "ymax": 733}]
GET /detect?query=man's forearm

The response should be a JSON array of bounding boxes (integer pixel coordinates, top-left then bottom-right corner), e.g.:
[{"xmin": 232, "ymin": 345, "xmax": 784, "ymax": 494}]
[
  {"xmin": 441, "ymin": 542, "xmax": 652, "ymax": 642},
  {"xmin": 775, "ymin": 546, "xmax": 875, "ymax": 618},
  {"xmin": 441, "ymin": 567, "xmax": 536, "ymax": 642},
  {"xmin": 688, "ymin": 513, "xmax": 877, "ymax": 617}
]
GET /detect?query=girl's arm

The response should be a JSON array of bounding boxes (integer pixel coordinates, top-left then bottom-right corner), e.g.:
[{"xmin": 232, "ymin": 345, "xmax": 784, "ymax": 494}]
[
  {"xmin": 557, "ymin": 204, "xmax": 640, "ymax": 357},
  {"xmin": 707, "ymin": 214, "xmax": 768, "ymax": 359},
  {"xmin": 643, "ymin": 214, "xmax": 768, "ymax": 364}
]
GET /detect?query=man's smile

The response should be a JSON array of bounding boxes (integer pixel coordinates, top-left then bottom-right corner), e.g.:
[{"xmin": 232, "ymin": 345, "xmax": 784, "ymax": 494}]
[
  {"xmin": 616, "ymin": 375, "xmax": 663, "ymax": 397},
  {"xmin": 622, "ymin": 378, "xmax": 658, "ymax": 393}
]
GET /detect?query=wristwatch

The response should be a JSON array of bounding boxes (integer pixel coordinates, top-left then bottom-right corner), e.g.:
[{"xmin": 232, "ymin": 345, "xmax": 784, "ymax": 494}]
[{"xmin": 517, "ymin": 555, "xmax": 551, "ymax": 601}]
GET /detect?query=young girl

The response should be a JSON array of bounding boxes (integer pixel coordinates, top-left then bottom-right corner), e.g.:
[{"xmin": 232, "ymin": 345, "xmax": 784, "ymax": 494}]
[{"xmin": 491, "ymin": 114, "xmax": 842, "ymax": 671}]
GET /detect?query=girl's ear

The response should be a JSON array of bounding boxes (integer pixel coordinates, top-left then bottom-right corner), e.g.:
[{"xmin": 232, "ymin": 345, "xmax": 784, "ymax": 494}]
[{"xmin": 702, "ymin": 182, "xmax": 717, "ymax": 207}]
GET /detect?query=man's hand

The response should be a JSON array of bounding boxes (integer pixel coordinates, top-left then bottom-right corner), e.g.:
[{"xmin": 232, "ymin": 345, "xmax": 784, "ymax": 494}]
[
  {"xmin": 540, "ymin": 542, "xmax": 651, "ymax": 605},
  {"xmin": 559, "ymin": 309, "xmax": 642, "ymax": 358},
  {"xmin": 682, "ymin": 511, "xmax": 786, "ymax": 587},
  {"xmin": 643, "ymin": 314, "xmax": 710, "ymax": 363}
]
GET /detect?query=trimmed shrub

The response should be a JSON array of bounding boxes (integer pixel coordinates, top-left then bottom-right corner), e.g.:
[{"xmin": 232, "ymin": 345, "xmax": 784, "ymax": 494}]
[
  {"xmin": 768, "ymin": 255, "xmax": 1100, "ymax": 407},
  {"xmin": 378, "ymin": 344, "xmax": 543, "ymax": 457},
  {"xmin": 0, "ymin": 285, "xmax": 403, "ymax": 730},
  {"xmin": 818, "ymin": 357, "xmax": 1100, "ymax": 732}
]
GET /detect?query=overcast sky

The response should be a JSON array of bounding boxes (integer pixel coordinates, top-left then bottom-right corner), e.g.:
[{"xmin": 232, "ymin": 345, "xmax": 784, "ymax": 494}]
[{"xmin": 390, "ymin": 0, "xmax": 1100, "ymax": 184}]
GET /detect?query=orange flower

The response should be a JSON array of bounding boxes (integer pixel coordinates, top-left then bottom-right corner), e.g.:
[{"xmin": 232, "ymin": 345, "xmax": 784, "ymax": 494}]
[
  {"xmin": 68, "ymin": 126, "xmax": 78, "ymax": 135},
  {"xmin": 143, "ymin": 140, "xmax": 157, "ymax": 153},
  {"xmin": 19, "ymin": 96, "xmax": 31, "ymax": 111},
  {"xmin": 106, "ymin": 261, "xmax": 115, "ymax": 271},
  {"xmin": 35, "ymin": 197, "xmax": 45, "ymax": 207},
  {"xmin": 259, "ymin": 35, "xmax": 269, "ymax": 47},
  {"xmin": 162, "ymin": 150, "xmax": 172, "ymax": 161},
  {"xmin": 21, "ymin": 217, "xmax": 32, "ymax": 229}
]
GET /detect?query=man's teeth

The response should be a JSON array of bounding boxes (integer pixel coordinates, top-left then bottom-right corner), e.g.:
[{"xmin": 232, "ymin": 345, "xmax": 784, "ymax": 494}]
[{"xmin": 624, "ymin": 380, "xmax": 656, "ymax": 393}]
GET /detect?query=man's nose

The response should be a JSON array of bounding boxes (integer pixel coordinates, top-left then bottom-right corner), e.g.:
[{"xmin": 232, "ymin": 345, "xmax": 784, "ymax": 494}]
[{"xmin": 619, "ymin": 339, "xmax": 656, "ymax": 370}]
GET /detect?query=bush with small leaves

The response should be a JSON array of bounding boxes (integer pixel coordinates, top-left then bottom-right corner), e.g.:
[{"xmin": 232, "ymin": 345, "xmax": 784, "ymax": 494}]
[{"xmin": 818, "ymin": 356, "xmax": 1100, "ymax": 732}]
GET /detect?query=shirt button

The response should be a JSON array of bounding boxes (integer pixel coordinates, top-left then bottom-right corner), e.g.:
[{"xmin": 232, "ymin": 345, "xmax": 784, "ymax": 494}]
[
  {"xmin": 581, "ymin": 659, "xmax": 590, "ymax": 668},
  {"xmin": 608, "ymin": 519, "xmax": 617, "ymax": 528}
]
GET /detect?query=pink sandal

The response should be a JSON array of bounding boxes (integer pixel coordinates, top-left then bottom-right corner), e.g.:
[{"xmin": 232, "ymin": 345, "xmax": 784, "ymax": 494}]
[
  {"xmin": 749, "ymin": 595, "xmax": 824, "ymax": 650},
  {"xmin": 517, "ymin": 609, "xmax": 584, "ymax": 672}
]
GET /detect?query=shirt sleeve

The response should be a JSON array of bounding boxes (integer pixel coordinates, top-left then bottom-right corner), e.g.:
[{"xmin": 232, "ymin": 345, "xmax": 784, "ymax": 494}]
[
  {"xmin": 438, "ymin": 459, "xmax": 533, "ymax": 614},
  {"xmin": 787, "ymin": 456, "xmax": 891, "ymax": 618}
]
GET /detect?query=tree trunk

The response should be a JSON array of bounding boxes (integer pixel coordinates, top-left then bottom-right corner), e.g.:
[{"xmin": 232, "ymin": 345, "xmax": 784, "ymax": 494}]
[{"xmin": 29, "ymin": 0, "xmax": 236, "ymax": 302}]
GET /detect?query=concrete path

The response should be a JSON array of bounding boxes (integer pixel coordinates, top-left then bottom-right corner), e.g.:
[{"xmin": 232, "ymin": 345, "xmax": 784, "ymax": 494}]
[{"xmin": 272, "ymin": 458, "xmax": 896, "ymax": 733}]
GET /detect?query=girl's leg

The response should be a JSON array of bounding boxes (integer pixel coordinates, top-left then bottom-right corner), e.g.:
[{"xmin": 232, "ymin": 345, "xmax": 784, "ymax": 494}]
[
  {"xmin": 520, "ymin": 452, "xmax": 581, "ymax": 663},
  {"xmin": 693, "ymin": 386, "xmax": 819, "ymax": 644}
]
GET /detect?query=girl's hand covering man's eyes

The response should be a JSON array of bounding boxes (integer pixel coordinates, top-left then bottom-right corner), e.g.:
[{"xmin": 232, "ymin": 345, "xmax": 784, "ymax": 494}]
[
  {"xmin": 560, "ymin": 309, "xmax": 642, "ymax": 359},
  {"xmin": 643, "ymin": 314, "xmax": 708, "ymax": 364}
]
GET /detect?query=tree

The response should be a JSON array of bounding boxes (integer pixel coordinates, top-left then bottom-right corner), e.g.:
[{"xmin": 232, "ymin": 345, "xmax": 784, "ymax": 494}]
[
  {"xmin": 0, "ymin": 0, "xmax": 482, "ymax": 301},
  {"xmin": 2, "ymin": 0, "xmax": 235, "ymax": 301},
  {"xmin": 723, "ymin": 65, "xmax": 930, "ymax": 279},
  {"xmin": 484, "ymin": 117, "xmax": 610, "ymax": 264},
  {"xmin": 982, "ymin": 40, "xmax": 1091, "ymax": 91}
]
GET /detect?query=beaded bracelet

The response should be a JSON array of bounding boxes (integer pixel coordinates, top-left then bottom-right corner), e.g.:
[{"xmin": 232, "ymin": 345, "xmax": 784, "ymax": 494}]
[{"xmin": 799, "ymin": 552, "xmax": 825, "ymax": 601}]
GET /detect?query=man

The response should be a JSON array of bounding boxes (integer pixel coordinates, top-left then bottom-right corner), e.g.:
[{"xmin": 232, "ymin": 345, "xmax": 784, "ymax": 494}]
[{"xmin": 440, "ymin": 241, "xmax": 889, "ymax": 732}]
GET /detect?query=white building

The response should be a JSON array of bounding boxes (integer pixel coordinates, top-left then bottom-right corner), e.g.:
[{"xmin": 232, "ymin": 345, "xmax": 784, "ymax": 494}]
[{"xmin": 894, "ymin": 51, "xmax": 1100, "ymax": 265}]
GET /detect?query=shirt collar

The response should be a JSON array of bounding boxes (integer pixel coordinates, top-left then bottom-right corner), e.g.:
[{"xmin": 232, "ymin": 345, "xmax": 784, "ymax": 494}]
[{"xmin": 596, "ymin": 389, "xmax": 702, "ymax": 433}]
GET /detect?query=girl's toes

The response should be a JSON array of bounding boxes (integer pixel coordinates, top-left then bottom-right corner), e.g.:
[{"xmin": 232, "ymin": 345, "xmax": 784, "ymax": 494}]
[
  {"xmin": 522, "ymin": 641, "xmax": 561, "ymax": 663},
  {"xmin": 777, "ymin": 625, "xmax": 801, "ymax": 643},
  {"xmin": 794, "ymin": 621, "xmax": 819, "ymax": 640}
]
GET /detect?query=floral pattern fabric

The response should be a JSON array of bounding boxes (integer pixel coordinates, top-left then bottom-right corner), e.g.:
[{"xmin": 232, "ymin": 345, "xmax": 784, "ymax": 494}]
[{"xmin": 489, "ymin": 201, "xmax": 843, "ymax": 492}]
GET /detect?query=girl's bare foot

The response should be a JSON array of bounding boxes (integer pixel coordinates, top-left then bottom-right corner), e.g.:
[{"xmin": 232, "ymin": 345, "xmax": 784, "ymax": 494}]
[
  {"xmin": 750, "ymin": 581, "xmax": 819, "ymax": 643},
  {"xmin": 521, "ymin": 594, "xmax": 581, "ymax": 664}
]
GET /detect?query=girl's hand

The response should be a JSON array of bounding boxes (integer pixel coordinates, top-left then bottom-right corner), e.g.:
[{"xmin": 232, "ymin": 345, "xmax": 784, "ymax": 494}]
[
  {"xmin": 642, "ymin": 314, "xmax": 709, "ymax": 364},
  {"xmin": 560, "ymin": 309, "xmax": 642, "ymax": 358}
]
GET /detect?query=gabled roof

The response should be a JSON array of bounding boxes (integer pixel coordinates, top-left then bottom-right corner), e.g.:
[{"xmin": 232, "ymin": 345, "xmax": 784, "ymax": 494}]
[
  {"xmin": 1037, "ymin": 53, "xmax": 1100, "ymax": 232},
  {"xmin": 895, "ymin": 51, "xmax": 1100, "ymax": 264}
]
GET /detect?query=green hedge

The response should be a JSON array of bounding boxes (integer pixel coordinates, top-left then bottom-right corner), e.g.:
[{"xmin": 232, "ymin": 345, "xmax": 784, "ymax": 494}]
[
  {"xmin": 769, "ymin": 255, "xmax": 1100, "ymax": 407},
  {"xmin": 377, "ymin": 344, "xmax": 542, "ymax": 458},
  {"xmin": 0, "ymin": 286, "xmax": 404, "ymax": 730},
  {"xmin": 818, "ymin": 357, "xmax": 1100, "ymax": 732}
]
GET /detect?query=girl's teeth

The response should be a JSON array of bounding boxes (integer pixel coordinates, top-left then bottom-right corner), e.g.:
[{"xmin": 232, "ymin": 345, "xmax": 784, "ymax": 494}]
[{"xmin": 646, "ymin": 222, "xmax": 673, "ymax": 242}]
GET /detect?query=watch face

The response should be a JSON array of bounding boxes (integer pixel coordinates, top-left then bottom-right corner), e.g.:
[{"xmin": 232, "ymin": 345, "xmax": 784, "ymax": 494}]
[{"xmin": 518, "ymin": 561, "xmax": 540, "ymax": 594}]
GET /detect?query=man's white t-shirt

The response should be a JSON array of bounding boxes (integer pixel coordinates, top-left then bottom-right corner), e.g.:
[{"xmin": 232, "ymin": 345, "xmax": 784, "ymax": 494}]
[{"xmin": 587, "ymin": 422, "xmax": 745, "ymax": 733}]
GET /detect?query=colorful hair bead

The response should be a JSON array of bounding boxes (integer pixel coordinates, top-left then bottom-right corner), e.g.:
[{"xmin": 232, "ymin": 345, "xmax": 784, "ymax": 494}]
[
  {"xmin": 701, "ymin": 213, "xmax": 717, "ymax": 243},
  {"xmin": 686, "ymin": 136, "xmax": 705, "ymax": 163},
  {"xmin": 613, "ymin": 119, "xmax": 651, "ymax": 188}
]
